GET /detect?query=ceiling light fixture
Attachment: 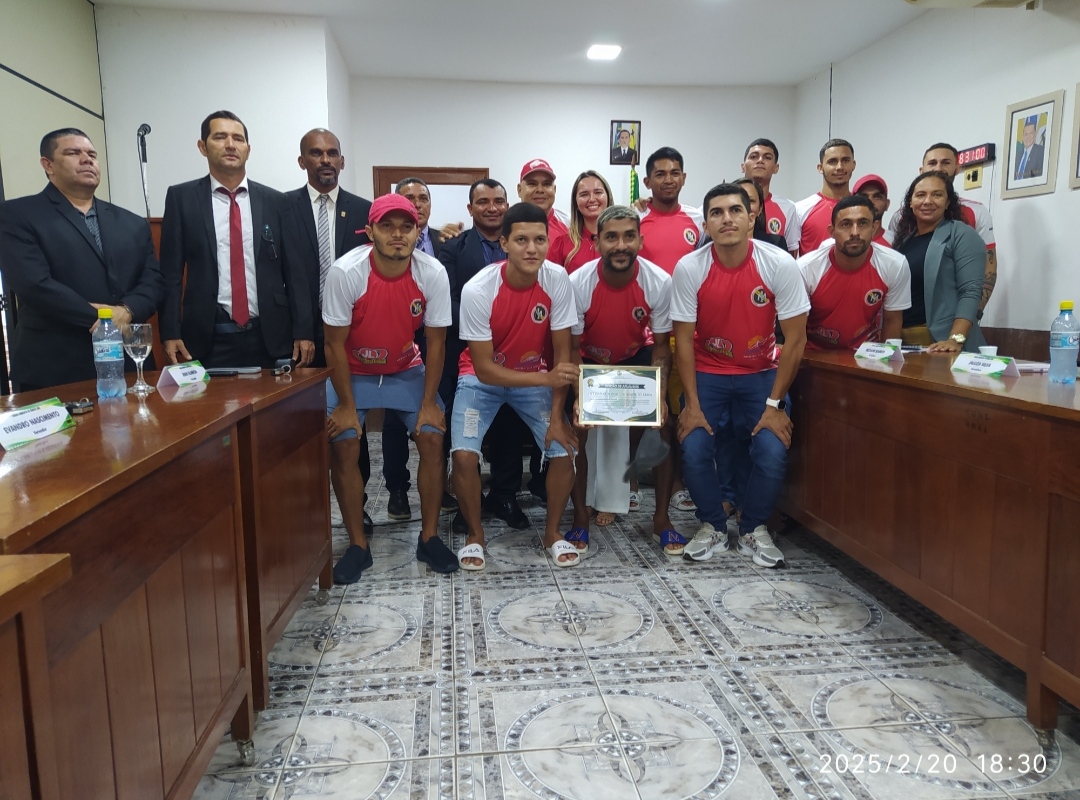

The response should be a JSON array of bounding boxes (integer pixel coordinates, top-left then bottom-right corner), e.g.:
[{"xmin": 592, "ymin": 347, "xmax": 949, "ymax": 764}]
[{"xmin": 587, "ymin": 44, "xmax": 621, "ymax": 61}]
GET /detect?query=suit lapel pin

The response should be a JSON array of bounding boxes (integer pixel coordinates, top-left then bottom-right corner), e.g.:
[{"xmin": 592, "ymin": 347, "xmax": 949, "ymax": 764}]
[{"xmin": 340, "ymin": 211, "xmax": 346, "ymax": 217}]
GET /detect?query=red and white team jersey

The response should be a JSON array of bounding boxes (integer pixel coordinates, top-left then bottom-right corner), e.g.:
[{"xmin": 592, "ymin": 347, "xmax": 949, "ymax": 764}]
[
  {"xmin": 885, "ymin": 195, "xmax": 995, "ymax": 248},
  {"xmin": 570, "ymin": 257, "xmax": 672, "ymax": 364},
  {"xmin": 548, "ymin": 208, "xmax": 570, "ymax": 240},
  {"xmin": 671, "ymin": 241, "xmax": 809, "ymax": 375},
  {"xmin": 548, "ymin": 230, "xmax": 599, "ymax": 273},
  {"xmin": 764, "ymin": 194, "xmax": 801, "ymax": 252},
  {"xmin": 638, "ymin": 203, "xmax": 704, "ymax": 274},
  {"xmin": 798, "ymin": 243, "xmax": 911, "ymax": 350},
  {"xmin": 794, "ymin": 193, "xmax": 839, "ymax": 254},
  {"xmin": 458, "ymin": 260, "xmax": 577, "ymax": 376},
  {"xmin": 323, "ymin": 245, "xmax": 452, "ymax": 376}
]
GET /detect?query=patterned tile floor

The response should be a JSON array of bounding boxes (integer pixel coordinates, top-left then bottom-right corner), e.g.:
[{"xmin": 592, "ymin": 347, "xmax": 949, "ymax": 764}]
[{"xmin": 196, "ymin": 447, "xmax": 1080, "ymax": 799}]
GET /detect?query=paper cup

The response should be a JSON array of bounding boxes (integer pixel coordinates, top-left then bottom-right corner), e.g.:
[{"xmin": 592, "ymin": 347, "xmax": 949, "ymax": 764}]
[{"xmin": 979, "ymin": 346, "xmax": 998, "ymax": 356}]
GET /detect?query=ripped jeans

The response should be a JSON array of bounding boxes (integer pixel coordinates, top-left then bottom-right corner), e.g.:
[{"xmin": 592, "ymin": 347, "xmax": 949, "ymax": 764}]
[{"xmin": 449, "ymin": 374, "xmax": 571, "ymax": 458}]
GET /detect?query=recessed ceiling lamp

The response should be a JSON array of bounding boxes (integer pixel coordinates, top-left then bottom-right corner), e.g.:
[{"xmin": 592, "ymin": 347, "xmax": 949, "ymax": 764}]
[{"xmin": 587, "ymin": 44, "xmax": 621, "ymax": 61}]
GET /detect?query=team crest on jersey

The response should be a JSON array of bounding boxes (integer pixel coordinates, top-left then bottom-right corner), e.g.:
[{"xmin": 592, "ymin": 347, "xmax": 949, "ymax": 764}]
[
  {"xmin": 632, "ymin": 306, "xmax": 647, "ymax": 322},
  {"xmin": 704, "ymin": 336, "xmax": 733, "ymax": 357},
  {"xmin": 683, "ymin": 228, "xmax": 698, "ymax": 246},
  {"xmin": 492, "ymin": 352, "xmax": 506, "ymax": 365},
  {"xmin": 750, "ymin": 286, "xmax": 770, "ymax": 307},
  {"xmin": 808, "ymin": 326, "xmax": 840, "ymax": 345},
  {"xmin": 768, "ymin": 217, "xmax": 782, "ymax": 235},
  {"xmin": 354, "ymin": 347, "xmax": 388, "ymax": 365},
  {"xmin": 531, "ymin": 303, "xmax": 549, "ymax": 323},
  {"xmin": 410, "ymin": 298, "xmax": 424, "ymax": 316},
  {"xmin": 864, "ymin": 289, "xmax": 884, "ymax": 306},
  {"xmin": 585, "ymin": 345, "xmax": 612, "ymax": 363}
]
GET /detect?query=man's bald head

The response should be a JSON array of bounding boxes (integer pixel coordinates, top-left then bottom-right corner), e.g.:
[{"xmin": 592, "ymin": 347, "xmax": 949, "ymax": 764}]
[{"xmin": 298, "ymin": 128, "xmax": 344, "ymax": 190}]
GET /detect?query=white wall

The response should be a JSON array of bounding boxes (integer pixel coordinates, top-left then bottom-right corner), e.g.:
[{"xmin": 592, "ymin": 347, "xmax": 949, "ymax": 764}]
[
  {"xmin": 324, "ymin": 29, "xmax": 353, "ymax": 194},
  {"xmin": 795, "ymin": 2, "xmax": 1080, "ymax": 331},
  {"xmin": 350, "ymin": 78, "xmax": 796, "ymax": 220},
  {"xmin": 95, "ymin": 6, "xmax": 332, "ymax": 215}
]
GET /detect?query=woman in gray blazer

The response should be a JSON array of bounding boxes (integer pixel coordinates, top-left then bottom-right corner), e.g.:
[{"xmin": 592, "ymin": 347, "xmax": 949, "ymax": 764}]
[{"xmin": 892, "ymin": 171, "xmax": 986, "ymax": 353}]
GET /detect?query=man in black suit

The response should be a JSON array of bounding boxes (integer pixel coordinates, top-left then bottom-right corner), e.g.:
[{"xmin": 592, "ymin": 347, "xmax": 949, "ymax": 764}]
[
  {"xmin": 159, "ymin": 110, "xmax": 314, "ymax": 369},
  {"xmin": 397, "ymin": 178, "xmax": 444, "ymax": 258},
  {"xmin": 440, "ymin": 179, "xmax": 544, "ymax": 531},
  {"xmin": 0, "ymin": 128, "xmax": 164, "ymax": 392},
  {"xmin": 1014, "ymin": 118, "xmax": 1045, "ymax": 180},
  {"xmin": 286, "ymin": 128, "xmax": 371, "ymax": 369},
  {"xmin": 611, "ymin": 129, "xmax": 638, "ymax": 165}
]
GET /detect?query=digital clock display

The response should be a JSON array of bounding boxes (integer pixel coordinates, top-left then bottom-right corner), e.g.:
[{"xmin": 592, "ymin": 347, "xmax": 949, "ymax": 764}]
[{"xmin": 957, "ymin": 143, "xmax": 996, "ymax": 167}]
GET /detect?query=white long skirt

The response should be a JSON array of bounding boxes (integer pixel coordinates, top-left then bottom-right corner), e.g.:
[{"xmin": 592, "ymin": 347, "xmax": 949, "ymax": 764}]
[{"xmin": 585, "ymin": 425, "xmax": 630, "ymax": 514}]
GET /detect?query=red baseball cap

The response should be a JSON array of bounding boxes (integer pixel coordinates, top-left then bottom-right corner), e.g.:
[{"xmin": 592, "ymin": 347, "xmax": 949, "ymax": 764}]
[
  {"xmin": 853, "ymin": 174, "xmax": 888, "ymax": 195},
  {"xmin": 369, "ymin": 193, "xmax": 419, "ymax": 224},
  {"xmin": 519, "ymin": 158, "xmax": 556, "ymax": 182}
]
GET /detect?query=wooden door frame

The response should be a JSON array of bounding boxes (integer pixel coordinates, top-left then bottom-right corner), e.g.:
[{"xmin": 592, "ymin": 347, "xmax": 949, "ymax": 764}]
[{"xmin": 372, "ymin": 166, "xmax": 489, "ymax": 198}]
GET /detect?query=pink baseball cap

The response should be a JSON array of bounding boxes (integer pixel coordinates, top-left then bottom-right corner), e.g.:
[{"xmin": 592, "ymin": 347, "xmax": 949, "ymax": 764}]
[
  {"xmin": 853, "ymin": 174, "xmax": 888, "ymax": 195},
  {"xmin": 369, "ymin": 193, "xmax": 419, "ymax": 224},
  {"xmin": 519, "ymin": 158, "xmax": 556, "ymax": 182}
]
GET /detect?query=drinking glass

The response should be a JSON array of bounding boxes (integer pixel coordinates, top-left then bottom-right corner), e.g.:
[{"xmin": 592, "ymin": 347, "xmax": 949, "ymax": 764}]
[{"xmin": 123, "ymin": 323, "xmax": 155, "ymax": 395}]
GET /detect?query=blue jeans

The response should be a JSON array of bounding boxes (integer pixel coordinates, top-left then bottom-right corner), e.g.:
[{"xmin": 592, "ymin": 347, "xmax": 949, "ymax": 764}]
[
  {"xmin": 681, "ymin": 369, "xmax": 789, "ymax": 534},
  {"xmin": 450, "ymin": 375, "xmax": 570, "ymax": 459}
]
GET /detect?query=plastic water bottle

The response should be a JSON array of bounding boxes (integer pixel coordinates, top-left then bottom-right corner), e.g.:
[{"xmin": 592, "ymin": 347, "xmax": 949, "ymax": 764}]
[
  {"xmin": 1049, "ymin": 300, "xmax": 1080, "ymax": 385},
  {"xmin": 93, "ymin": 308, "xmax": 127, "ymax": 398}
]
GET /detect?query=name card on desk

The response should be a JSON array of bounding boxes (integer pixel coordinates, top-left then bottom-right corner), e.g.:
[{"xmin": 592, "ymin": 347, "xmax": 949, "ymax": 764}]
[
  {"xmin": 0, "ymin": 397, "xmax": 74, "ymax": 450},
  {"xmin": 950, "ymin": 353, "xmax": 1021, "ymax": 378},
  {"xmin": 854, "ymin": 342, "xmax": 904, "ymax": 363},
  {"xmin": 157, "ymin": 361, "xmax": 209, "ymax": 388}
]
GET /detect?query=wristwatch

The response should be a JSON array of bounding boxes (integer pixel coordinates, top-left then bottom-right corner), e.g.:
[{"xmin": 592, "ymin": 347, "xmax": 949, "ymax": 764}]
[
  {"xmin": 949, "ymin": 333, "xmax": 967, "ymax": 345},
  {"xmin": 765, "ymin": 397, "xmax": 787, "ymax": 411}
]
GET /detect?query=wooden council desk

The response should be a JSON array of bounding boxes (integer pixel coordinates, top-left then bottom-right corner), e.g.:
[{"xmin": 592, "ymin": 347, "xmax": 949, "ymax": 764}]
[
  {"xmin": 0, "ymin": 369, "xmax": 330, "ymax": 800},
  {"xmin": 781, "ymin": 350, "xmax": 1080, "ymax": 736}
]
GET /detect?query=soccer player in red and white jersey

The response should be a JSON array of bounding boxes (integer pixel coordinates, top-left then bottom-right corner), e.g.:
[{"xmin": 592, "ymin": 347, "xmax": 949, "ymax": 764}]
[
  {"xmin": 672, "ymin": 183, "xmax": 809, "ymax": 567},
  {"xmin": 517, "ymin": 158, "xmax": 570, "ymax": 241},
  {"xmin": 323, "ymin": 194, "xmax": 456, "ymax": 583},
  {"xmin": 567, "ymin": 206, "xmax": 682, "ymax": 554},
  {"xmin": 639, "ymin": 147, "xmax": 704, "ymax": 273},
  {"xmin": 452, "ymin": 202, "xmax": 581, "ymax": 570},
  {"xmin": 799, "ymin": 195, "xmax": 911, "ymax": 350},
  {"xmin": 852, "ymin": 174, "xmax": 892, "ymax": 248},
  {"xmin": 741, "ymin": 138, "xmax": 800, "ymax": 255},
  {"xmin": 795, "ymin": 139, "xmax": 855, "ymax": 255}
]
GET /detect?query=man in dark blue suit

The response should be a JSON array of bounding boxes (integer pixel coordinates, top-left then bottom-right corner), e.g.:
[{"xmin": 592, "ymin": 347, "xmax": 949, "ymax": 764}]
[
  {"xmin": 0, "ymin": 128, "xmax": 164, "ymax": 391},
  {"xmin": 440, "ymin": 179, "xmax": 545, "ymax": 531},
  {"xmin": 1014, "ymin": 117, "xmax": 1045, "ymax": 180}
]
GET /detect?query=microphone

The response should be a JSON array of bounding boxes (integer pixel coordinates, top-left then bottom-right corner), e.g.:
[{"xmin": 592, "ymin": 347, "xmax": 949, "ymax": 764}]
[{"xmin": 136, "ymin": 124, "xmax": 152, "ymax": 220}]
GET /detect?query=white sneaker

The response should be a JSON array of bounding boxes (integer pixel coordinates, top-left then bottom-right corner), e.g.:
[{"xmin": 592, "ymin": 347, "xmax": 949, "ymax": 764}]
[
  {"xmin": 738, "ymin": 525, "xmax": 785, "ymax": 568},
  {"xmin": 683, "ymin": 522, "xmax": 730, "ymax": 561}
]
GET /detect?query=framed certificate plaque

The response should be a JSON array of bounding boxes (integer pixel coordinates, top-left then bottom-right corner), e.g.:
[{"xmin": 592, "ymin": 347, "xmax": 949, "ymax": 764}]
[{"xmin": 578, "ymin": 365, "xmax": 662, "ymax": 426}]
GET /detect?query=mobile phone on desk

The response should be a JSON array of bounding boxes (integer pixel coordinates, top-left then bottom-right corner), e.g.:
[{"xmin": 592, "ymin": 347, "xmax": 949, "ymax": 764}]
[{"xmin": 206, "ymin": 367, "xmax": 262, "ymax": 377}]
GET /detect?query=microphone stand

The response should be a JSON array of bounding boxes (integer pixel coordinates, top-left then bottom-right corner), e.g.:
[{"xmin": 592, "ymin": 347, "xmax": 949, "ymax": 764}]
[{"xmin": 137, "ymin": 124, "xmax": 151, "ymax": 221}]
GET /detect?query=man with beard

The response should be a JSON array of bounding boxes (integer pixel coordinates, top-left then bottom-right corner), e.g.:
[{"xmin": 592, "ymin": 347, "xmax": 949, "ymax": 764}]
[
  {"xmin": 740, "ymin": 138, "xmax": 800, "ymax": 255},
  {"xmin": 798, "ymin": 195, "xmax": 910, "ymax": 350},
  {"xmin": 795, "ymin": 139, "xmax": 855, "ymax": 255},
  {"xmin": 566, "ymin": 206, "xmax": 681, "ymax": 555},
  {"xmin": 517, "ymin": 159, "xmax": 569, "ymax": 240},
  {"xmin": 323, "ymin": 194, "xmax": 456, "ymax": 583}
]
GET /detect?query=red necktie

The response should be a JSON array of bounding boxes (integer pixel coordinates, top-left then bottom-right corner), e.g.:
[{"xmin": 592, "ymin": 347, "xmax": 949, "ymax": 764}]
[{"xmin": 217, "ymin": 187, "xmax": 249, "ymax": 326}]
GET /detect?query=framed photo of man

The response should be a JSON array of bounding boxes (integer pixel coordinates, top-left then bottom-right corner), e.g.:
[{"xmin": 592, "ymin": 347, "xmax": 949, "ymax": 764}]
[
  {"xmin": 1002, "ymin": 90, "xmax": 1064, "ymax": 199},
  {"xmin": 610, "ymin": 121, "xmax": 641, "ymax": 166},
  {"xmin": 1070, "ymin": 83, "xmax": 1080, "ymax": 190}
]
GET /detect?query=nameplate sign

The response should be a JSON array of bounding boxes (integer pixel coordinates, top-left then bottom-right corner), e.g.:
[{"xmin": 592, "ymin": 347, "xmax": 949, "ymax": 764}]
[
  {"xmin": 0, "ymin": 398, "xmax": 74, "ymax": 450},
  {"xmin": 854, "ymin": 342, "xmax": 904, "ymax": 363},
  {"xmin": 157, "ymin": 361, "xmax": 209, "ymax": 388},
  {"xmin": 950, "ymin": 353, "xmax": 1021, "ymax": 378},
  {"xmin": 159, "ymin": 382, "xmax": 208, "ymax": 403}
]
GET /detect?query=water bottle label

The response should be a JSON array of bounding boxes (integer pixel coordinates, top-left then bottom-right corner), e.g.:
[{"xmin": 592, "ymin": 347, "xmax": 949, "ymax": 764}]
[
  {"xmin": 94, "ymin": 341, "xmax": 124, "ymax": 360},
  {"xmin": 1050, "ymin": 332, "xmax": 1080, "ymax": 348}
]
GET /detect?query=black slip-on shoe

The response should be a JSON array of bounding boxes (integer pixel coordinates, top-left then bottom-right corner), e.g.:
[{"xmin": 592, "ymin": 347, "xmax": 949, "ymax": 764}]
[
  {"xmin": 387, "ymin": 488, "xmax": 412, "ymax": 521},
  {"xmin": 416, "ymin": 534, "xmax": 460, "ymax": 574},
  {"xmin": 333, "ymin": 544, "xmax": 373, "ymax": 584},
  {"xmin": 483, "ymin": 496, "xmax": 529, "ymax": 530}
]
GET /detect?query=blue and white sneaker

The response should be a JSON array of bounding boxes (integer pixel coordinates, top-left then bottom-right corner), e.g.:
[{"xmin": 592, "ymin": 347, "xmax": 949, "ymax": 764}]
[
  {"xmin": 738, "ymin": 525, "xmax": 785, "ymax": 568},
  {"xmin": 683, "ymin": 522, "xmax": 730, "ymax": 561}
]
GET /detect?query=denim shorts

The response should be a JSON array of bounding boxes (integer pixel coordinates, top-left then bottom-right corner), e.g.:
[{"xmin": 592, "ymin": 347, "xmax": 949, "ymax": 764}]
[
  {"xmin": 450, "ymin": 374, "xmax": 570, "ymax": 458},
  {"xmin": 326, "ymin": 365, "xmax": 444, "ymax": 443}
]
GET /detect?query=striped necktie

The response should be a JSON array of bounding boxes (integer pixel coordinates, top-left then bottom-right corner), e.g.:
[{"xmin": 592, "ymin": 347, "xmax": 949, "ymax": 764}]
[{"xmin": 317, "ymin": 194, "xmax": 332, "ymax": 303}]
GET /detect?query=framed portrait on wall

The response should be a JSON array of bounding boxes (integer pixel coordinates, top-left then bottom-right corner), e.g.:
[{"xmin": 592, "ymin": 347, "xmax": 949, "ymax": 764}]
[
  {"xmin": 1001, "ymin": 89, "xmax": 1064, "ymax": 200},
  {"xmin": 1070, "ymin": 83, "xmax": 1080, "ymax": 190},
  {"xmin": 610, "ymin": 121, "xmax": 641, "ymax": 166}
]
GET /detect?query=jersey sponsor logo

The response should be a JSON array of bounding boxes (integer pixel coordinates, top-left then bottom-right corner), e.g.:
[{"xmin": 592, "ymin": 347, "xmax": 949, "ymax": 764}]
[
  {"xmin": 584, "ymin": 344, "xmax": 612, "ymax": 362},
  {"xmin": 683, "ymin": 227, "xmax": 698, "ymax": 246},
  {"xmin": 864, "ymin": 289, "xmax": 884, "ymax": 306},
  {"xmin": 354, "ymin": 347, "xmax": 389, "ymax": 365},
  {"xmin": 632, "ymin": 306, "xmax": 647, "ymax": 322},
  {"xmin": 518, "ymin": 351, "xmax": 545, "ymax": 370},
  {"xmin": 808, "ymin": 325, "xmax": 840, "ymax": 345},
  {"xmin": 531, "ymin": 303, "xmax": 549, "ymax": 323},
  {"xmin": 703, "ymin": 336, "xmax": 733, "ymax": 357},
  {"xmin": 768, "ymin": 217, "xmax": 782, "ymax": 234},
  {"xmin": 410, "ymin": 298, "xmax": 424, "ymax": 316},
  {"xmin": 745, "ymin": 335, "xmax": 773, "ymax": 356},
  {"xmin": 750, "ymin": 286, "xmax": 770, "ymax": 307}
]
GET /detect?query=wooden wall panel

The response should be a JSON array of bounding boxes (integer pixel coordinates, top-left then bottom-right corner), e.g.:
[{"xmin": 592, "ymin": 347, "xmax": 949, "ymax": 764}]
[
  {"xmin": 101, "ymin": 587, "xmax": 164, "ymax": 800},
  {"xmin": 0, "ymin": 619, "xmax": 32, "ymax": 800}
]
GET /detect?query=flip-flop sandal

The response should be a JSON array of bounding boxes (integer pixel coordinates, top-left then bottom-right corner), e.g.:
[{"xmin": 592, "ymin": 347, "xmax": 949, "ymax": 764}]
[
  {"xmin": 547, "ymin": 539, "xmax": 581, "ymax": 568},
  {"xmin": 629, "ymin": 491, "xmax": 642, "ymax": 511},
  {"xmin": 652, "ymin": 529, "xmax": 687, "ymax": 556},
  {"xmin": 669, "ymin": 490, "xmax": 696, "ymax": 512},
  {"xmin": 563, "ymin": 527, "xmax": 590, "ymax": 555},
  {"xmin": 457, "ymin": 543, "xmax": 486, "ymax": 571}
]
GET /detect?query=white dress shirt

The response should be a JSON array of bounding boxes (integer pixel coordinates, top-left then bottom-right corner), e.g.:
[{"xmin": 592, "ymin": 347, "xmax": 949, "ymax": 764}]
[
  {"xmin": 210, "ymin": 174, "xmax": 258, "ymax": 319},
  {"xmin": 307, "ymin": 182, "xmax": 339, "ymax": 255}
]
